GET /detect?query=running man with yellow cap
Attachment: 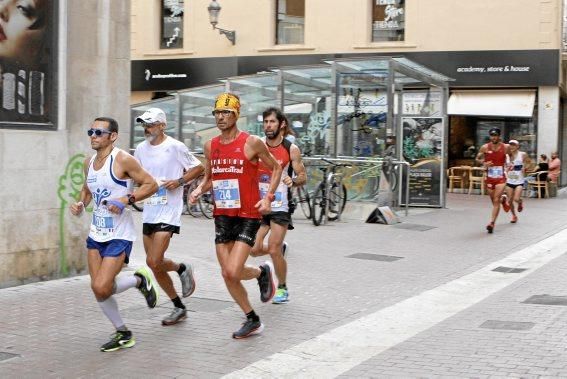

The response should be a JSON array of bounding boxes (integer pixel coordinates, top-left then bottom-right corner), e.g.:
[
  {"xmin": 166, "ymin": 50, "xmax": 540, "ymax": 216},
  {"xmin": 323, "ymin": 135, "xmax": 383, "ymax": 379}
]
[{"xmin": 189, "ymin": 93, "xmax": 283, "ymax": 339}]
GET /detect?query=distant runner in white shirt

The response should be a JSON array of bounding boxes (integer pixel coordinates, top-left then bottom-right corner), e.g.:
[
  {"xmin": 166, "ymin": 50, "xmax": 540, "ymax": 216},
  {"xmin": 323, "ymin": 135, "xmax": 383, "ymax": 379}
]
[
  {"xmin": 70, "ymin": 116, "xmax": 159, "ymax": 352},
  {"xmin": 134, "ymin": 108, "xmax": 204, "ymax": 326},
  {"xmin": 505, "ymin": 139, "xmax": 529, "ymax": 224}
]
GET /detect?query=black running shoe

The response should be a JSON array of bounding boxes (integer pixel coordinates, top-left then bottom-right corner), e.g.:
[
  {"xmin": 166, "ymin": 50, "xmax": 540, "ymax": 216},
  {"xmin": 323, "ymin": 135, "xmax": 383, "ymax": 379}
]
[
  {"xmin": 232, "ymin": 319, "xmax": 264, "ymax": 339},
  {"xmin": 135, "ymin": 267, "xmax": 158, "ymax": 308},
  {"xmin": 100, "ymin": 330, "xmax": 135, "ymax": 352},
  {"xmin": 258, "ymin": 261, "xmax": 276, "ymax": 303}
]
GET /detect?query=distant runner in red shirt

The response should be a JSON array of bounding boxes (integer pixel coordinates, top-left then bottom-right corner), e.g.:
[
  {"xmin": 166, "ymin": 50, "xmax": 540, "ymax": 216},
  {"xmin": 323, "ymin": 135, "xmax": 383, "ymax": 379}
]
[
  {"xmin": 476, "ymin": 127, "xmax": 510, "ymax": 233},
  {"xmin": 189, "ymin": 93, "xmax": 282, "ymax": 339}
]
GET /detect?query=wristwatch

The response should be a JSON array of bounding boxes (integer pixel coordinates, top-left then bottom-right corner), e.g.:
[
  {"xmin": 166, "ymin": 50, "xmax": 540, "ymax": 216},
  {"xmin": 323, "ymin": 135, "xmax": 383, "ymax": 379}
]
[
  {"xmin": 127, "ymin": 194, "xmax": 136, "ymax": 205},
  {"xmin": 177, "ymin": 177, "xmax": 186, "ymax": 186},
  {"xmin": 266, "ymin": 192, "xmax": 275, "ymax": 202}
]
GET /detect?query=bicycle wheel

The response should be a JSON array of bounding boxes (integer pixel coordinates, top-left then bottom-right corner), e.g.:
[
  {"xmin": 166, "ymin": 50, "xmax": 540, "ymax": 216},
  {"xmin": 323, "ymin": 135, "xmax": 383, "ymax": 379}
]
[
  {"xmin": 327, "ymin": 183, "xmax": 347, "ymax": 221},
  {"xmin": 199, "ymin": 191, "xmax": 214, "ymax": 219},
  {"xmin": 297, "ymin": 186, "xmax": 312, "ymax": 219},
  {"xmin": 311, "ymin": 184, "xmax": 325, "ymax": 226}
]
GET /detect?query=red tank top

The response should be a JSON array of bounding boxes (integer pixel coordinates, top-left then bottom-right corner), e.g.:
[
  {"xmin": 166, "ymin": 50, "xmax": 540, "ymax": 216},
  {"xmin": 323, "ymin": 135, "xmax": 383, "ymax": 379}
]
[
  {"xmin": 258, "ymin": 142, "xmax": 291, "ymax": 211},
  {"xmin": 210, "ymin": 132, "xmax": 261, "ymax": 218},
  {"xmin": 484, "ymin": 142, "xmax": 506, "ymax": 179}
]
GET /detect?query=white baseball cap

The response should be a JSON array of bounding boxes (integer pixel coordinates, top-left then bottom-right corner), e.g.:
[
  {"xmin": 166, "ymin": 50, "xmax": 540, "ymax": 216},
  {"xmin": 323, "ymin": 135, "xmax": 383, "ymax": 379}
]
[
  {"xmin": 508, "ymin": 139, "xmax": 519, "ymax": 145},
  {"xmin": 136, "ymin": 108, "xmax": 166, "ymax": 124}
]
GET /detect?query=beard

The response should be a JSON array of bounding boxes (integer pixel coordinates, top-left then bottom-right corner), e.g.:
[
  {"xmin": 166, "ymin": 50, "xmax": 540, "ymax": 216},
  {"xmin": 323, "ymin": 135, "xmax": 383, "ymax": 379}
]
[
  {"xmin": 265, "ymin": 128, "xmax": 281, "ymax": 140},
  {"xmin": 145, "ymin": 133, "xmax": 157, "ymax": 143}
]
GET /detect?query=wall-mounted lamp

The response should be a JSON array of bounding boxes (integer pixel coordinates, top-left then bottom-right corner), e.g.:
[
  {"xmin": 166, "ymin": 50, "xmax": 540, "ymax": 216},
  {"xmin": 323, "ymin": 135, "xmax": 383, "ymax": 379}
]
[{"xmin": 207, "ymin": 0, "xmax": 236, "ymax": 45}]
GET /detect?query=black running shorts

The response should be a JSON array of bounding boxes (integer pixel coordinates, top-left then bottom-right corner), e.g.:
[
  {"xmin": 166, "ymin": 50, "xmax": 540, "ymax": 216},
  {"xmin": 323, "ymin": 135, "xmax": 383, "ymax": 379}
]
[
  {"xmin": 261, "ymin": 211, "xmax": 291, "ymax": 227},
  {"xmin": 214, "ymin": 215, "xmax": 261, "ymax": 247},
  {"xmin": 143, "ymin": 223, "xmax": 180, "ymax": 236}
]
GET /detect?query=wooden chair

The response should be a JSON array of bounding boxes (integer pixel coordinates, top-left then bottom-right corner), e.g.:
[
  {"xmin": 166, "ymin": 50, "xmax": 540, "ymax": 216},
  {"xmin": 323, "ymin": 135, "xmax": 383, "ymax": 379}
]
[
  {"xmin": 527, "ymin": 171, "xmax": 549, "ymax": 198},
  {"xmin": 447, "ymin": 166, "xmax": 467, "ymax": 192},
  {"xmin": 468, "ymin": 167, "xmax": 486, "ymax": 195}
]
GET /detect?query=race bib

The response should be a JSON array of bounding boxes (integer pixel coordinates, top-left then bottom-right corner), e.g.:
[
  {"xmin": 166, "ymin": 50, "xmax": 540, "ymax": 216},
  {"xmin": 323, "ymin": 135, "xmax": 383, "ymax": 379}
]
[
  {"xmin": 145, "ymin": 186, "xmax": 167, "ymax": 206},
  {"xmin": 507, "ymin": 171, "xmax": 520, "ymax": 180},
  {"xmin": 487, "ymin": 166, "xmax": 504, "ymax": 178},
  {"xmin": 213, "ymin": 179, "xmax": 241, "ymax": 209},
  {"xmin": 90, "ymin": 208, "xmax": 115, "ymax": 239},
  {"xmin": 259, "ymin": 182, "xmax": 284, "ymax": 208}
]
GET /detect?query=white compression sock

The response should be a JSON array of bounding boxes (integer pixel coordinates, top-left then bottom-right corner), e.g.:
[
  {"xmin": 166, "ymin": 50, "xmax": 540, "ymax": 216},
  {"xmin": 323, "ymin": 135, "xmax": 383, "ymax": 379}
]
[
  {"xmin": 113, "ymin": 275, "xmax": 138, "ymax": 294},
  {"xmin": 97, "ymin": 296, "xmax": 125, "ymax": 329}
]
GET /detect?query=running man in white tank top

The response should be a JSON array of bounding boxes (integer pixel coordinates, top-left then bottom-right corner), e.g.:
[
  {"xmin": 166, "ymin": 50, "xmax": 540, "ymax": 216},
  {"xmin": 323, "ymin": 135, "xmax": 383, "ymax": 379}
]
[
  {"xmin": 134, "ymin": 108, "xmax": 204, "ymax": 325},
  {"xmin": 505, "ymin": 139, "xmax": 529, "ymax": 224},
  {"xmin": 70, "ymin": 117, "xmax": 158, "ymax": 352}
]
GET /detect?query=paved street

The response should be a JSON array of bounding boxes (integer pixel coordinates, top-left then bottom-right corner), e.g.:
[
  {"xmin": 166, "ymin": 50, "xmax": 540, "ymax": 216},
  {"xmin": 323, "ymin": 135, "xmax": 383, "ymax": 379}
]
[{"xmin": 1, "ymin": 193, "xmax": 567, "ymax": 378}]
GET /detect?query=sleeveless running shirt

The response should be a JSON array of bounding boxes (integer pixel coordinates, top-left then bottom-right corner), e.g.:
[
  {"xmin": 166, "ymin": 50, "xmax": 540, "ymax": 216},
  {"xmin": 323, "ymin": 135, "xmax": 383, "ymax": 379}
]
[
  {"xmin": 484, "ymin": 142, "xmax": 507, "ymax": 180},
  {"xmin": 258, "ymin": 138, "xmax": 291, "ymax": 213},
  {"xmin": 210, "ymin": 132, "xmax": 261, "ymax": 218},
  {"xmin": 86, "ymin": 148, "xmax": 136, "ymax": 242},
  {"xmin": 506, "ymin": 151, "xmax": 526, "ymax": 185}
]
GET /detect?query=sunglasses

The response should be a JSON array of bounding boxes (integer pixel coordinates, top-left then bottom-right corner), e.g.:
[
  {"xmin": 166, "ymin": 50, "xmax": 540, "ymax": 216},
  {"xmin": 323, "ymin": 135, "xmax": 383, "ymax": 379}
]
[
  {"xmin": 212, "ymin": 109, "xmax": 234, "ymax": 116},
  {"xmin": 87, "ymin": 128, "xmax": 112, "ymax": 137},
  {"xmin": 142, "ymin": 122, "xmax": 160, "ymax": 128}
]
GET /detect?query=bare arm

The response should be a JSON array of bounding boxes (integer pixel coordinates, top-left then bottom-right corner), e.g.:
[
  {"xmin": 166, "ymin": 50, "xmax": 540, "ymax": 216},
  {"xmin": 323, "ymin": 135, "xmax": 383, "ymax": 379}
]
[
  {"xmin": 189, "ymin": 140, "xmax": 212, "ymax": 203},
  {"xmin": 475, "ymin": 145, "xmax": 486, "ymax": 166},
  {"xmin": 69, "ymin": 157, "xmax": 93, "ymax": 216},
  {"xmin": 116, "ymin": 151, "xmax": 158, "ymax": 208},
  {"xmin": 284, "ymin": 144, "xmax": 307, "ymax": 187}
]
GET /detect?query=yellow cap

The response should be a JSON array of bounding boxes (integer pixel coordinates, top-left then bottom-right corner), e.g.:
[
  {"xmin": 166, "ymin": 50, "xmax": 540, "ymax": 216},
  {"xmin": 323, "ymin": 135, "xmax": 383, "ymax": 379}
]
[{"xmin": 214, "ymin": 93, "xmax": 240, "ymax": 117}]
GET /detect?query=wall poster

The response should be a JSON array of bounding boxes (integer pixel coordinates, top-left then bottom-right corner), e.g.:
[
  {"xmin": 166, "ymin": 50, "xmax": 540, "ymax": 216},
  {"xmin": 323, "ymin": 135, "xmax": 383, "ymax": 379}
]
[{"xmin": 0, "ymin": 0, "xmax": 57, "ymax": 129}]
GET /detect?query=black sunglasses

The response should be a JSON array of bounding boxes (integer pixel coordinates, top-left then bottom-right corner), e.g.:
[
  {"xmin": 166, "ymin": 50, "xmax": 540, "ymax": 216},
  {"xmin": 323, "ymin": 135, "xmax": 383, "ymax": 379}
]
[{"xmin": 87, "ymin": 128, "xmax": 112, "ymax": 137}]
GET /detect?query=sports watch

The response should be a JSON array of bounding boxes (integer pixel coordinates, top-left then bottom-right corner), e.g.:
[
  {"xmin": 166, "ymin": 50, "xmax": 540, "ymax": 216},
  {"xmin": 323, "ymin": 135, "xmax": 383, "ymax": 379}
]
[{"xmin": 127, "ymin": 194, "xmax": 136, "ymax": 205}]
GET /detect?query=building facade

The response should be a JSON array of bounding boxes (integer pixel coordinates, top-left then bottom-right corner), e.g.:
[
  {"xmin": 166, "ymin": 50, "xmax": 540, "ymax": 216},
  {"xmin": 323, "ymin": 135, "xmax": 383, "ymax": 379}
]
[
  {"xmin": 131, "ymin": 0, "xmax": 566, "ymax": 186},
  {"xmin": 0, "ymin": 0, "xmax": 131, "ymax": 287}
]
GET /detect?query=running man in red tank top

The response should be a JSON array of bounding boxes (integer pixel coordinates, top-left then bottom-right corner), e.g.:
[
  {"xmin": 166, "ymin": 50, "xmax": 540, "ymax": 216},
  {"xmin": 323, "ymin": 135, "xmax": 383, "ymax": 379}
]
[
  {"xmin": 475, "ymin": 127, "xmax": 511, "ymax": 233},
  {"xmin": 189, "ymin": 93, "xmax": 282, "ymax": 339}
]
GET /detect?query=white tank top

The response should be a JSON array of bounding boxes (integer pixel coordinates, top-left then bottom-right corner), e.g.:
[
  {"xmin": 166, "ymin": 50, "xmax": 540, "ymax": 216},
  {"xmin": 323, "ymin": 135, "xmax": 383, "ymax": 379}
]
[
  {"xmin": 134, "ymin": 136, "xmax": 201, "ymax": 226},
  {"xmin": 86, "ymin": 148, "xmax": 136, "ymax": 242},
  {"xmin": 506, "ymin": 151, "xmax": 526, "ymax": 185}
]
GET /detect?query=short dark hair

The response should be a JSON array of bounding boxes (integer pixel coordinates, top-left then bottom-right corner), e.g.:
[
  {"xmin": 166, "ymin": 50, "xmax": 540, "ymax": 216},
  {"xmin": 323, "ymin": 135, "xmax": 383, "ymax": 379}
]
[
  {"xmin": 262, "ymin": 107, "xmax": 285, "ymax": 125},
  {"xmin": 94, "ymin": 117, "xmax": 119, "ymax": 133}
]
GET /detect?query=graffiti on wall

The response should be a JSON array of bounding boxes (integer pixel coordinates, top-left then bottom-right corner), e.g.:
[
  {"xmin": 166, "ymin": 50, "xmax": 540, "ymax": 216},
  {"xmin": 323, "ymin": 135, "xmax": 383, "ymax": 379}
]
[{"xmin": 57, "ymin": 154, "xmax": 85, "ymax": 275}]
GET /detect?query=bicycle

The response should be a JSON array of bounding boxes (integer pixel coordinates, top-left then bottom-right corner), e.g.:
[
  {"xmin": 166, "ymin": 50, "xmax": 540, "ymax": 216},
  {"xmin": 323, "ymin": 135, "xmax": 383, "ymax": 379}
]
[
  {"xmin": 311, "ymin": 158, "xmax": 350, "ymax": 226},
  {"xmin": 183, "ymin": 175, "xmax": 213, "ymax": 219},
  {"xmin": 291, "ymin": 185, "xmax": 312, "ymax": 219}
]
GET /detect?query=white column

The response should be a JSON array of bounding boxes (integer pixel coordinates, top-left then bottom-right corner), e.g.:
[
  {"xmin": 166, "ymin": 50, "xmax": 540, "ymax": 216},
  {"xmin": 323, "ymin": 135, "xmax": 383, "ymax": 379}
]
[{"xmin": 537, "ymin": 86, "xmax": 560, "ymax": 156}]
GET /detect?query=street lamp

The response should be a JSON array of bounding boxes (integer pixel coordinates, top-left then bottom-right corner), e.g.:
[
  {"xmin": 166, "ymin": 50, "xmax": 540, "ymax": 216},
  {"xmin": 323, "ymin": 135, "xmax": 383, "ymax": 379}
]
[{"xmin": 207, "ymin": 0, "xmax": 236, "ymax": 45}]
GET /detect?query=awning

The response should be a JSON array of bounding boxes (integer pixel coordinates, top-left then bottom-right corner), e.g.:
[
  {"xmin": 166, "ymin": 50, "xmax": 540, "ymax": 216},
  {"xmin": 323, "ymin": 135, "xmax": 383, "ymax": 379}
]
[{"xmin": 447, "ymin": 90, "xmax": 536, "ymax": 117}]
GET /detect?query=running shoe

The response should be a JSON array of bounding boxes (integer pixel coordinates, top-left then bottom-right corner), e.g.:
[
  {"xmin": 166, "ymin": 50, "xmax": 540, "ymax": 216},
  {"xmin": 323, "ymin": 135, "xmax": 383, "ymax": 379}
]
[
  {"xmin": 258, "ymin": 261, "xmax": 276, "ymax": 303},
  {"xmin": 272, "ymin": 287, "xmax": 289, "ymax": 304},
  {"xmin": 134, "ymin": 267, "xmax": 158, "ymax": 308},
  {"xmin": 282, "ymin": 242, "xmax": 289, "ymax": 258},
  {"xmin": 511, "ymin": 215, "xmax": 518, "ymax": 224},
  {"xmin": 100, "ymin": 330, "xmax": 135, "ymax": 352},
  {"xmin": 232, "ymin": 319, "xmax": 264, "ymax": 339},
  {"xmin": 162, "ymin": 307, "xmax": 187, "ymax": 326},
  {"xmin": 179, "ymin": 263, "xmax": 196, "ymax": 298},
  {"xmin": 517, "ymin": 201, "xmax": 524, "ymax": 213},
  {"xmin": 501, "ymin": 195, "xmax": 510, "ymax": 212},
  {"xmin": 486, "ymin": 222, "xmax": 495, "ymax": 234}
]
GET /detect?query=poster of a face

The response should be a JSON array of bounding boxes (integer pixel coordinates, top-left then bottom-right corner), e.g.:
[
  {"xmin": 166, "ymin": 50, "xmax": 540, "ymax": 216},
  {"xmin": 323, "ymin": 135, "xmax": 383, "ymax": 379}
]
[{"xmin": 0, "ymin": 0, "xmax": 55, "ymax": 128}]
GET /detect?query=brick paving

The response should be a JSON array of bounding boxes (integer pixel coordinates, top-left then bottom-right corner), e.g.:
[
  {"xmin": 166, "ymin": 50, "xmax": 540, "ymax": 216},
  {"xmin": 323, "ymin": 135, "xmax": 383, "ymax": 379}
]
[{"xmin": 1, "ymin": 193, "xmax": 566, "ymax": 378}]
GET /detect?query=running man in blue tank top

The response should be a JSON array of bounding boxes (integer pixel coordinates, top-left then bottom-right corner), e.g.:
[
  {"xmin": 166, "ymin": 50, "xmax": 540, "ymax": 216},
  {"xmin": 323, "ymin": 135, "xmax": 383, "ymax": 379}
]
[{"xmin": 70, "ymin": 117, "xmax": 158, "ymax": 352}]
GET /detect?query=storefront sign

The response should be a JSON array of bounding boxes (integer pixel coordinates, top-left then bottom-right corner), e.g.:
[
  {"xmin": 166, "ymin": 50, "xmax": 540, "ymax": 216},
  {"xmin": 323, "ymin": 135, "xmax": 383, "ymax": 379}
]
[
  {"xmin": 0, "ymin": 0, "xmax": 57, "ymax": 130},
  {"xmin": 401, "ymin": 117, "xmax": 443, "ymax": 206}
]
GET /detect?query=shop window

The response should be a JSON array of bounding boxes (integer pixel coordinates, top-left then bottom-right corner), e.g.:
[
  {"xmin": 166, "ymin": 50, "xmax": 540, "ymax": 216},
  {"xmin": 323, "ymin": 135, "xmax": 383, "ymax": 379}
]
[
  {"xmin": 372, "ymin": 0, "xmax": 405, "ymax": 42},
  {"xmin": 276, "ymin": 0, "xmax": 305, "ymax": 44},
  {"xmin": 161, "ymin": 0, "xmax": 184, "ymax": 49}
]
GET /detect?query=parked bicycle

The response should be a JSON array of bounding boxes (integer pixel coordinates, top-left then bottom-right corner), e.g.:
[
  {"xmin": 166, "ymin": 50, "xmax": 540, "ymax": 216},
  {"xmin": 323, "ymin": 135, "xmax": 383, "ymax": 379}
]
[
  {"xmin": 291, "ymin": 185, "xmax": 312, "ymax": 219},
  {"xmin": 311, "ymin": 158, "xmax": 350, "ymax": 226},
  {"xmin": 183, "ymin": 175, "xmax": 213, "ymax": 219}
]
